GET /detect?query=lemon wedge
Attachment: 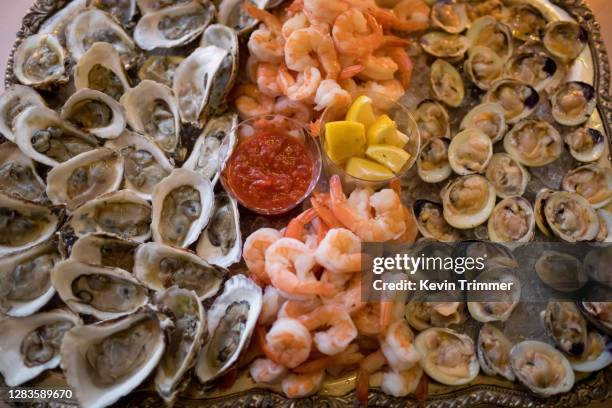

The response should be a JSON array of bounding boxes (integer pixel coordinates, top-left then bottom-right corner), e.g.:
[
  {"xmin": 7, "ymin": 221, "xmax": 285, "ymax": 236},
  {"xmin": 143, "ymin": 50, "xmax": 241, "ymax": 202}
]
[
  {"xmin": 345, "ymin": 157, "xmax": 394, "ymax": 181},
  {"xmin": 324, "ymin": 121, "xmax": 366, "ymax": 163},
  {"xmin": 367, "ymin": 114, "xmax": 397, "ymax": 146},
  {"xmin": 386, "ymin": 129, "xmax": 410, "ymax": 148},
  {"xmin": 345, "ymin": 95, "xmax": 376, "ymax": 129},
  {"xmin": 365, "ymin": 144, "xmax": 411, "ymax": 173}
]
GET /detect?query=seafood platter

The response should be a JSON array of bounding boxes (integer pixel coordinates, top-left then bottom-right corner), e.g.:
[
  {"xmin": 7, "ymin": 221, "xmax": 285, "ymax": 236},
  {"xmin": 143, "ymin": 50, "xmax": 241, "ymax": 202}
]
[{"xmin": 1, "ymin": 0, "xmax": 612, "ymax": 406}]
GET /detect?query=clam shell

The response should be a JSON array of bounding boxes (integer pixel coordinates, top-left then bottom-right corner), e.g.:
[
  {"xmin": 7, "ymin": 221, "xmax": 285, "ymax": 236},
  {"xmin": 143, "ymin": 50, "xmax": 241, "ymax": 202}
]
[
  {"xmin": 487, "ymin": 196, "xmax": 535, "ymax": 243},
  {"xmin": 448, "ymin": 128, "xmax": 492, "ymax": 175}
]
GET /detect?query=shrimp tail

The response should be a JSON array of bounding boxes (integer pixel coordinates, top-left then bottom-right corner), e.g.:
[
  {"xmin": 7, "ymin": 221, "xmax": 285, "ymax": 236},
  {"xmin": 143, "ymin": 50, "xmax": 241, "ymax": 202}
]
[
  {"xmin": 307, "ymin": 117, "xmax": 322, "ymax": 137},
  {"xmin": 339, "ymin": 64, "xmax": 364, "ymax": 80},
  {"xmin": 387, "ymin": 47, "xmax": 413, "ymax": 89},
  {"xmin": 415, "ymin": 370, "xmax": 429, "ymax": 400},
  {"xmin": 356, "ymin": 368, "xmax": 370, "ymax": 406},
  {"xmin": 242, "ymin": 1, "xmax": 281, "ymax": 29},
  {"xmin": 311, "ymin": 194, "xmax": 343, "ymax": 228},
  {"xmin": 329, "ymin": 175, "xmax": 361, "ymax": 229},
  {"xmin": 380, "ymin": 301, "xmax": 393, "ymax": 332},
  {"xmin": 285, "ymin": 208, "xmax": 317, "ymax": 240},
  {"xmin": 256, "ymin": 324, "xmax": 282, "ymax": 364},
  {"xmin": 381, "ymin": 35, "xmax": 412, "ymax": 48},
  {"xmin": 368, "ymin": 7, "xmax": 429, "ymax": 32}
]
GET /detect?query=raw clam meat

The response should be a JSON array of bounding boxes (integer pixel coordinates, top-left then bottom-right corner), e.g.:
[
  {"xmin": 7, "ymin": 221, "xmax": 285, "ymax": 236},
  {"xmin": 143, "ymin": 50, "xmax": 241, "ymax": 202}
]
[
  {"xmin": 46, "ymin": 148, "xmax": 124, "ymax": 210},
  {"xmin": 51, "ymin": 259, "xmax": 149, "ymax": 320},
  {"xmin": 419, "ymin": 31, "xmax": 469, "ymax": 59},
  {"xmin": 502, "ymin": 3, "xmax": 546, "ymax": 41},
  {"xmin": 134, "ymin": 242, "xmax": 226, "ymax": 300},
  {"xmin": 0, "ymin": 142, "xmax": 46, "ymax": 202},
  {"xmin": 484, "ymin": 79, "xmax": 539, "ymax": 124},
  {"xmin": 467, "ymin": 266, "xmax": 521, "ymax": 321},
  {"xmin": 405, "ymin": 301, "xmax": 465, "ymax": 331},
  {"xmin": 503, "ymin": 119, "xmax": 563, "ymax": 167},
  {"xmin": 487, "ymin": 196, "xmax": 535, "ymax": 243},
  {"xmin": 417, "ymin": 137, "xmax": 451, "ymax": 183},
  {"xmin": 196, "ymin": 191, "xmax": 241, "ymax": 267},
  {"xmin": 505, "ymin": 52, "xmax": 558, "ymax": 92},
  {"xmin": 430, "ymin": 59, "xmax": 464, "ymax": 108},
  {"xmin": 485, "ymin": 153, "xmax": 529, "ymax": 198},
  {"xmin": 534, "ymin": 250, "xmax": 587, "ymax": 292},
  {"xmin": 441, "ymin": 175, "xmax": 496, "ymax": 229},
  {"xmin": 0, "ymin": 85, "xmax": 46, "ymax": 142},
  {"xmin": 0, "ymin": 240, "xmax": 59, "ymax": 316},
  {"xmin": 195, "ymin": 274, "xmax": 262, "ymax": 383},
  {"xmin": 69, "ymin": 233, "xmax": 138, "ymax": 272},
  {"xmin": 477, "ymin": 323, "xmax": 514, "ymax": 381},
  {"xmin": 569, "ymin": 331, "xmax": 612, "ymax": 372},
  {"xmin": 540, "ymin": 191, "xmax": 599, "ymax": 242},
  {"xmin": 564, "ymin": 127, "xmax": 605, "ymax": 163},
  {"xmin": 543, "ymin": 21, "xmax": 588, "ymax": 61},
  {"xmin": 60, "ymin": 307, "xmax": 167, "ymax": 408},
  {"xmin": 413, "ymin": 99, "xmax": 450, "ymax": 141},
  {"xmin": 60, "ymin": 88, "xmax": 126, "ymax": 139},
  {"xmin": 74, "ymin": 42, "xmax": 132, "ymax": 101},
  {"xmin": 459, "ymin": 102, "xmax": 506, "ymax": 143},
  {"xmin": 0, "ymin": 309, "xmax": 80, "ymax": 386},
  {"xmin": 412, "ymin": 200, "xmax": 460, "ymax": 242},
  {"xmin": 542, "ymin": 301, "xmax": 588, "ymax": 356},
  {"xmin": 551, "ymin": 81, "xmax": 596, "ymax": 126},
  {"xmin": 561, "ymin": 164, "xmax": 612, "ymax": 209},
  {"xmin": 466, "ymin": 16, "xmax": 513, "ymax": 61},
  {"xmin": 13, "ymin": 34, "xmax": 67, "ymax": 89},
  {"xmin": 151, "ymin": 168, "xmax": 214, "ymax": 248},
  {"xmin": 448, "ymin": 128, "xmax": 492, "ymax": 175},
  {"xmin": 431, "ymin": 1, "xmax": 469, "ymax": 34},
  {"xmin": 464, "ymin": 46, "xmax": 503, "ymax": 90},
  {"xmin": 510, "ymin": 340, "xmax": 574, "ymax": 397}
]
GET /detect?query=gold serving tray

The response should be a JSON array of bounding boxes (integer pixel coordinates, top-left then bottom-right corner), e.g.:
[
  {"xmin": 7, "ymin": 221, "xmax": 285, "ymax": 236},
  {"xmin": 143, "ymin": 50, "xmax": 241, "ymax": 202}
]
[{"xmin": 3, "ymin": 0, "xmax": 612, "ymax": 407}]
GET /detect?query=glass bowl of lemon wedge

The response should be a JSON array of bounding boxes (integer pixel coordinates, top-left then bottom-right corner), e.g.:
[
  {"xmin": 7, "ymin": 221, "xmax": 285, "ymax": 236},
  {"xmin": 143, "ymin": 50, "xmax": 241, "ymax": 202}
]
[{"xmin": 320, "ymin": 91, "xmax": 420, "ymax": 189}]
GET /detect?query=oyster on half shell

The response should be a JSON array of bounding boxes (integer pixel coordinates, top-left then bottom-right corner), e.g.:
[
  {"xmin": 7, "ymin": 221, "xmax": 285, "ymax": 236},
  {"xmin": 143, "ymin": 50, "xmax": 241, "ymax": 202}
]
[
  {"xmin": 60, "ymin": 88, "xmax": 126, "ymax": 139},
  {"xmin": 0, "ymin": 142, "xmax": 46, "ymax": 202},
  {"xmin": 69, "ymin": 233, "xmax": 138, "ymax": 272},
  {"xmin": 74, "ymin": 42, "xmax": 132, "ymax": 101},
  {"xmin": 0, "ymin": 85, "xmax": 46, "ymax": 143},
  {"xmin": 87, "ymin": 0, "xmax": 137, "ymax": 27},
  {"xmin": 13, "ymin": 34, "xmax": 67, "ymax": 89},
  {"xmin": 138, "ymin": 55, "xmax": 185, "ymax": 87}
]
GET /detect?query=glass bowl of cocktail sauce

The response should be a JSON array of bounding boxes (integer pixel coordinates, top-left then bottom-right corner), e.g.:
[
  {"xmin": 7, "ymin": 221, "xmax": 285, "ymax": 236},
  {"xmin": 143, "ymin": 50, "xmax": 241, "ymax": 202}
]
[{"xmin": 221, "ymin": 114, "xmax": 322, "ymax": 215}]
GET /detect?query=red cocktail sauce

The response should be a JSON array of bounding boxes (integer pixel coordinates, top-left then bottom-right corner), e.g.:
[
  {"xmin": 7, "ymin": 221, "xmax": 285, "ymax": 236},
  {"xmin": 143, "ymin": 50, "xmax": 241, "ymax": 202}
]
[{"xmin": 225, "ymin": 131, "xmax": 314, "ymax": 213}]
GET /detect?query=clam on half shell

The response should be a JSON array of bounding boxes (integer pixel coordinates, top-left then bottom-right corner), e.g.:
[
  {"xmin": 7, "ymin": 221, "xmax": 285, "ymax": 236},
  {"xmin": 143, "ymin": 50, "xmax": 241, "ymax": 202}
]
[
  {"xmin": 431, "ymin": 0, "xmax": 469, "ymax": 34},
  {"xmin": 0, "ymin": 142, "xmax": 46, "ymax": 202},
  {"xmin": 540, "ymin": 191, "xmax": 600, "ymax": 242},
  {"xmin": 510, "ymin": 340, "xmax": 574, "ymax": 397},
  {"xmin": 502, "ymin": 3, "xmax": 546, "ymax": 41},
  {"xmin": 477, "ymin": 324, "xmax": 515, "ymax": 381},
  {"xmin": 448, "ymin": 128, "xmax": 492, "ymax": 175},
  {"xmin": 405, "ymin": 301, "xmax": 465, "ymax": 331},
  {"xmin": 414, "ymin": 328, "xmax": 479, "ymax": 386},
  {"xmin": 503, "ymin": 119, "xmax": 563, "ymax": 167},
  {"xmin": 468, "ymin": 266, "xmax": 521, "ymax": 322},
  {"xmin": 580, "ymin": 302, "xmax": 612, "ymax": 336},
  {"xmin": 412, "ymin": 200, "xmax": 460, "ymax": 242},
  {"xmin": 542, "ymin": 301, "xmax": 588, "ymax": 357},
  {"xmin": 0, "ymin": 309, "xmax": 81, "ymax": 386},
  {"xmin": 487, "ymin": 196, "xmax": 535, "ymax": 243},
  {"xmin": 441, "ymin": 175, "xmax": 496, "ymax": 229},
  {"xmin": 414, "ymin": 99, "xmax": 450, "ymax": 142},
  {"xmin": 534, "ymin": 250, "xmax": 587, "ymax": 292},
  {"xmin": 564, "ymin": 127, "xmax": 605, "ymax": 163},
  {"xmin": 430, "ymin": 59, "xmax": 464, "ymax": 108},
  {"xmin": 60, "ymin": 307, "xmax": 168, "ymax": 408},
  {"xmin": 551, "ymin": 81, "xmax": 596, "ymax": 127},
  {"xmin": 569, "ymin": 331, "xmax": 612, "ymax": 372},
  {"xmin": 505, "ymin": 52, "xmax": 558, "ymax": 92},
  {"xmin": 417, "ymin": 137, "xmax": 451, "ymax": 183},
  {"xmin": 543, "ymin": 20, "xmax": 588, "ymax": 61},
  {"xmin": 460, "ymin": 102, "xmax": 507, "ymax": 144},
  {"xmin": 485, "ymin": 153, "xmax": 529, "ymax": 199},
  {"xmin": 195, "ymin": 274, "xmax": 262, "ymax": 383},
  {"xmin": 466, "ymin": 16, "xmax": 513, "ymax": 61},
  {"xmin": 484, "ymin": 79, "xmax": 539, "ymax": 124},
  {"xmin": 464, "ymin": 46, "xmax": 503, "ymax": 90},
  {"xmin": 562, "ymin": 164, "xmax": 612, "ymax": 209},
  {"xmin": 419, "ymin": 31, "xmax": 469, "ymax": 59},
  {"xmin": 0, "ymin": 85, "xmax": 46, "ymax": 143}
]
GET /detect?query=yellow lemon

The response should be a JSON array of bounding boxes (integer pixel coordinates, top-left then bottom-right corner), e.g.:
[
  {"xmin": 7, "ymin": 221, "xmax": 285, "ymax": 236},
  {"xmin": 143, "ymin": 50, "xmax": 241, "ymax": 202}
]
[
  {"xmin": 324, "ymin": 121, "xmax": 366, "ymax": 163},
  {"xmin": 367, "ymin": 114, "xmax": 397, "ymax": 146},
  {"xmin": 386, "ymin": 129, "xmax": 410, "ymax": 148},
  {"xmin": 365, "ymin": 144, "xmax": 411, "ymax": 173},
  {"xmin": 345, "ymin": 95, "xmax": 376, "ymax": 129},
  {"xmin": 345, "ymin": 157, "xmax": 394, "ymax": 181}
]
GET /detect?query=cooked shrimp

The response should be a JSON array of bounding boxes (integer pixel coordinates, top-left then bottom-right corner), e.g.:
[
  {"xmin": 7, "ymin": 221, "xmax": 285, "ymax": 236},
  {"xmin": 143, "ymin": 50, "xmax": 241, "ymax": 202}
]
[
  {"xmin": 294, "ymin": 343, "xmax": 362, "ymax": 374},
  {"xmin": 353, "ymin": 302, "xmax": 383, "ymax": 336},
  {"xmin": 303, "ymin": 0, "xmax": 348, "ymax": 24},
  {"xmin": 284, "ymin": 208, "xmax": 318, "ymax": 241},
  {"xmin": 243, "ymin": 227, "xmax": 282, "ymax": 286},
  {"xmin": 284, "ymin": 28, "xmax": 340, "ymax": 79},
  {"xmin": 256, "ymin": 62, "xmax": 282, "ymax": 97},
  {"xmin": 234, "ymin": 84, "xmax": 275, "ymax": 119},
  {"xmin": 244, "ymin": 2, "xmax": 285, "ymax": 63},
  {"xmin": 381, "ymin": 319, "xmax": 421, "ymax": 371},
  {"xmin": 390, "ymin": 179, "xmax": 418, "ymax": 243},
  {"xmin": 265, "ymin": 237, "xmax": 333, "ymax": 298},
  {"xmin": 385, "ymin": 46, "xmax": 413, "ymax": 89},
  {"xmin": 314, "ymin": 228, "xmax": 362, "ymax": 273},
  {"xmin": 298, "ymin": 305, "xmax": 358, "ymax": 355},
  {"xmin": 370, "ymin": 0, "xmax": 430, "ymax": 32},
  {"xmin": 358, "ymin": 52, "xmax": 399, "ymax": 81},
  {"xmin": 320, "ymin": 273, "xmax": 364, "ymax": 313},
  {"xmin": 277, "ymin": 64, "xmax": 322, "ymax": 102},
  {"xmin": 348, "ymin": 186, "xmax": 374, "ymax": 219},
  {"xmin": 278, "ymin": 297, "xmax": 322, "ymax": 319},
  {"xmin": 329, "ymin": 175, "xmax": 407, "ymax": 241},
  {"xmin": 332, "ymin": 9, "xmax": 383, "ymax": 56},
  {"xmin": 282, "ymin": 11, "xmax": 310, "ymax": 39},
  {"xmin": 313, "ymin": 79, "xmax": 351, "ymax": 111},
  {"xmin": 259, "ymin": 285, "xmax": 285, "ymax": 326},
  {"xmin": 246, "ymin": 55, "xmax": 260, "ymax": 83},
  {"xmin": 258, "ymin": 318, "xmax": 312, "ymax": 368},
  {"xmin": 281, "ymin": 370, "xmax": 325, "ymax": 398},
  {"xmin": 310, "ymin": 193, "xmax": 343, "ymax": 228},
  {"xmin": 357, "ymin": 349, "xmax": 387, "ymax": 403},
  {"xmin": 274, "ymin": 96, "xmax": 313, "ymax": 123},
  {"xmin": 381, "ymin": 365, "xmax": 424, "ymax": 397},
  {"xmin": 250, "ymin": 357, "xmax": 288, "ymax": 384}
]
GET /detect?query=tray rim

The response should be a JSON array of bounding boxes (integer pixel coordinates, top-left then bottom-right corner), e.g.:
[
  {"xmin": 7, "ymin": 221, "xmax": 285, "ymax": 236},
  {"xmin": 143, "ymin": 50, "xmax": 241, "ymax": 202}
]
[{"xmin": 3, "ymin": 0, "xmax": 612, "ymax": 407}]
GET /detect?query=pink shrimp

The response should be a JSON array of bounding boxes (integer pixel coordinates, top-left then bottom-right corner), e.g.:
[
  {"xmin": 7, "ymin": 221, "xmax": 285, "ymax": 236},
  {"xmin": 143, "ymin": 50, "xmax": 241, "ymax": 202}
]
[
  {"xmin": 320, "ymin": 273, "xmax": 364, "ymax": 313},
  {"xmin": 381, "ymin": 319, "xmax": 422, "ymax": 371},
  {"xmin": 302, "ymin": 0, "xmax": 348, "ymax": 24},
  {"xmin": 274, "ymin": 96, "xmax": 313, "ymax": 123},
  {"xmin": 243, "ymin": 227, "xmax": 282, "ymax": 286},
  {"xmin": 244, "ymin": 2, "xmax": 285, "ymax": 63},
  {"xmin": 293, "ymin": 343, "xmax": 362, "ymax": 374},
  {"xmin": 369, "ymin": 0, "xmax": 430, "ymax": 32},
  {"xmin": 357, "ymin": 349, "xmax": 387, "ymax": 404},
  {"xmin": 298, "ymin": 305, "xmax": 358, "ymax": 355},
  {"xmin": 314, "ymin": 227, "xmax": 362, "ymax": 273},
  {"xmin": 234, "ymin": 84, "xmax": 275, "ymax": 120},
  {"xmin": 314, "ymin": 79, "xmax": 351, "ymax": 111},
  {"xmin": 256, "ymin": 62, "xmax": 282, "ymax": 97},
  {"xmin": 281, "ymin": 370, "xmax": 325, "ymax": 398},
  {"xmin": 281, "ymin": 11, "xmax": 310, "ymax": 39},
  {"xmin": 278, "ymin": 297, "xmax": 322, "ymax": 319},
  {"xmin": 311, "ymin": 193, "xmax": 344, "ymax": 228},
  {"xmin": 249, "ymin": 357, "xmax": 288, "ymax": 384},
  {"xmin": 382, "ymin": 365, "xmax": 424, "ymax": 397},
  {"xmin": 332, "ymin": 9, "xmax": 383, "ymax": 57},
  {"xmin": 284, "ymin": 28, "xmax": 340, "ymax": 79},
  {"xmin": 284, "ymin": 208, "xmax": 318, "ymax": 241},
  {"xmin": 358, "ymin": 52, "xmax": 399, "ymax": 81},
  {"xmin": 385, "ymin": 46, "xmax": 414, "ymax": 89},
  {"xmin": 259, "ymin": 285, "xmax": 285, "ymax": 325},
  {"xmin": 277, "ymin": 64, "xmax": 322, "ymax": 102},
  {"xmin": 257, "ymin": 319, "xmax": 312, "ymax": 368}
]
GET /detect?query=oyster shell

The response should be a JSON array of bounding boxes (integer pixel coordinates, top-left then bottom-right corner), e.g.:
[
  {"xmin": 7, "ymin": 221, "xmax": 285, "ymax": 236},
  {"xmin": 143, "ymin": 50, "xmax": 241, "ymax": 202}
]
[
  {"xmin": 466, "ymin": 16, "xmax": 513, "ymax": 61},
  {"xmin": 151, "ymin": 168, "xmax": 214, "ymax": 248},
  {"xmin": 182, "ymin": 113, "xmax": 238, "ymax": 185},
  {"xmin": 543, "ymin": 21, "xmax": 588, "ymax": 61},
  {"xmin": 477, "ymin": 323, "xmax": 514, "ymax": 381},
  {"xmin": 0, "ymin": 193, "xmax": 60, "ymax": 256},
  {"xmin": 15, "ymin": 106, "xmax": 99, "ymax": 167},
  {"xmin": 12, "ymin": 34, "xmax": 67, "ymax": 89},
  {"xmin": 441, "ymin": 175, "xmax": 496, "ymax": 229},
  {"xmin": 561, "ymin": 164, "xmax": 612, "ymax": 209},
  {"xmin": 66, "ymin": 8, "xmax": 137, "ymax": 68},
  {"xmin": 0, "ymin": 85, "xmax": 46, "ymax": 143},
  {"xmin": 217, "ymin": 0, "xmax": 270, "ymax": 36},
  {"xmin": 69, "ymin": 233, "xmax": 138, "ymax": 272},
  {"xmin": 134, "ymin": 242, "xmax": 226, "ymax": 300},
  {"xmin": 510, "ymin": 340, "xmax": 574, "ymax": 397},
  {"xmin": 87, "ymin": 0, "xmax": 137, "ymax": 27},
  {"xmin": 534, "ymin": 250, "xmax": 587, "ymax": 292},
  {"xmin": 459, "ymin": 102, "xmax": 506, "ymax": 143},
  {"xmin": 551, "ymin": 81, "xmax": 596, "ymax": 127},
  {"xmin": 138, "ymin": 55, "xmax": 185, "ymax": 87},
  {"xmin": 502, "ymin": 3, "xmax": 545, "ymax": 41},
  {"xmin": 569, "ymin": 331, "xmax": 612, "ymax": 372},
  {"xmin": 46, "ymin": 148, "xmax": 124, "ymax": 210},
  {"xmin": 467, "ymin": 266, "xmax": 521, "ymax": 321},
  {"xmin": 52, "ymin": 259, "xmax": 149, "ymax": 320},
  {"xmin": 414, "ymin": 100, "xmax": 450, "ymax": 142},
  {"xmin": 135, "ymin": 1, "xmax": 215, "ymax": 50},
  {"xmin": 67, "ymin": 189, "xmax": 152, "ymax": 242},
  {"xmin": 105, "ymin": 130, "xmax": 174, "ymax": 199},
  {"xmin": 564, "ymin": 127, "xmax": 605, "ymax": 163},
  {"xmin": 412, "ymin": 200, "xmax": 460, "ymax": 242},
  {"xmin": 173, "ymin": 46, "xmax": 229, "ymax": 124},
  {"xmin": 505, "ymin": 52, "xmax": 557, "ymax": 92},
  {"xmin": 195, "ymin": 274, "xmax": 262, "ymax": 383},
  {"xmin": 137, "ymin": 0, "xmax": 193, "ymax": 14},
  {"xmin": 417, "ymin": 137, "xmax": 451, "ymax": 183},
  {"xmin": 430, "ymin": 59, "xmax": 464, "ymax": 108},
  {"xmin": 120, "ymin": 80, "xmax": 181, "ymax": 155},
  {"xmin": 448, "ymin": 128, "xmax": 492, "ymax": 175},
  {"xmin": 74, "ymin": 42, "xmax": 132, "ymax": 101},
  {"xmin": 419, "ymin": 31, "xmax": 469, "ymax": 59},
  {"xmin": 196, "ymin": 191, "xmax": 241, "ymax": 267},
  {"xmin": 484, "ymin": 79, "xmax": 539, "ymax": 124},
  {"xmin": 39, "ymin": 0, "xmax": 88, "ymax": 43},
  {"xmin": 503, "ymin": 119, "xmax": 563, "ymax": 167},
  {"xmin": 464, "ymin": 46, "xmax": 503, "ymax": 90},
  {"xmin": 0, "ymin": 309, "xmax": 81, "ymax": 386},
  {"xmin": 487, "ymin": 196, "xmax": 535, "ymax": 243},
  {"xmin": 414, "ymin": 327, "xmax": 479, "ymax": 386},
  {"xmin": 0, "ymin": 240, "xmax": 59, "ymax": 316},
  {"xmin": 155, "ymin": 287, "xmax": 206, "ymax": 403},
  {"xmin": 0, "ymin": 142, "xmax": 46, "ymax": 202},
  {"xmin": 60, "ymin": 307, "xmax": 167, "ymax": 408},
  {"xmin": 485, "ymin": 153, "xmax": 529, "ymax": 198},
  {"xmin": 542, "ymin": 301, "xmax": 588, "ymax": 356},
  {"xmin": 541, "ymin": 191, "xmax": 599, "ymax": 242},
  {"xmin": 60, "ymin": 88, "xmax": 126, "ymax": 139},
  {"xmin": 431, "ymin": 0, "xmax": 469, "ymax": 34}
]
